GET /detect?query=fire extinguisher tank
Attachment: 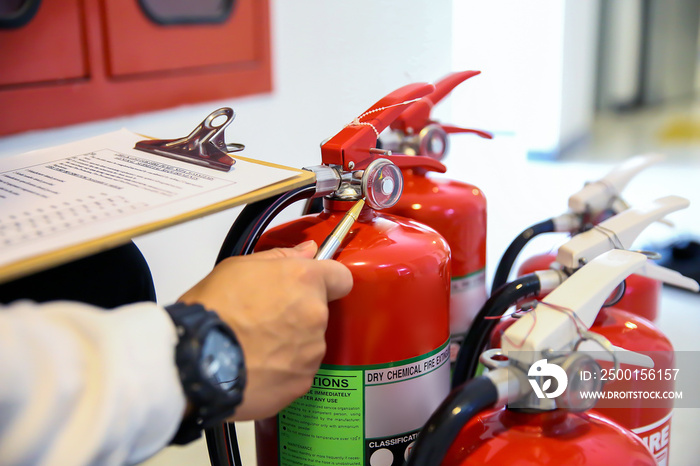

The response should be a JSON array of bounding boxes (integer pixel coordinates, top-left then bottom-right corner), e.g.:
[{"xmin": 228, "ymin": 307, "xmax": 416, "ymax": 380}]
[
  {"xmin": 389, "ymin": 172, "xmax": 486, "ymax": 283},
  {"xmin": 591, "ymin": 307, "xmax": 675, "ymax": 463},
  {"xmin": 386, "ymin": 171, "xmax": 486, "ymax": 332},
  {"xmin": 382, "ymin": 71, "xmax": 491, "ymax": 359},
  {"xmin": 442, "ymin": 408, "xmax": 656, "ymax": 465},
  {"xmin": 255, "ymin": 198, "xmax": 451, "ymax": 466}
]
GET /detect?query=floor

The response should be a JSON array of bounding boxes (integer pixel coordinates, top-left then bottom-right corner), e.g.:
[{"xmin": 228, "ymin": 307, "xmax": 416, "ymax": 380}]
[{"xmin": 141, "ymin": 100, "xmax": 700, "ymax": 465}]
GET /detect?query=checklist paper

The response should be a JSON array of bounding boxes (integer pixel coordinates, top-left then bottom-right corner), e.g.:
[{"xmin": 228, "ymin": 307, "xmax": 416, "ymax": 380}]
[{"xmin": 0, "ymin": 129, "xmax": 312, "ymax": 282}]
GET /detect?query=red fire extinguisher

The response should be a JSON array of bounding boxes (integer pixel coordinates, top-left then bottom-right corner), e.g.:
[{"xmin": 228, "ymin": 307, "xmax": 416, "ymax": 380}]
[
  {"xmin": 492, "ymin": 154, "xmax": 664, "ymax": 322},
  {"xmin": 379, "ymin": 71, "xmax": 492, "ymax": 363},
  {"xmin": 214, "ymin": 82, "xmax": 455, "ymax": 466},
  {"xmin": 472, "ymin": 196, "xmax": 699, "ymax": 465},
  {"xmin": 408, "ymin": 249, "xmax": 664, "ymax": 465}
]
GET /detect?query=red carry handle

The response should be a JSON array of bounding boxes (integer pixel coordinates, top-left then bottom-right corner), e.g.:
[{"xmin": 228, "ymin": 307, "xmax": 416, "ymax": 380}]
[
  {"xmin": 391, "ymin": 70, "xmax": 493, "ymax": 140},
  {"xmin": 442, "ymin": 124, "xmax": 493, "ymax": 139},
  {"xmin": 383, "ymin": 154, "xmax": 446, "ymax": 172},
  {"xmin": 321, "ymin": 82, "xmax": 446, "ymax": 172}
]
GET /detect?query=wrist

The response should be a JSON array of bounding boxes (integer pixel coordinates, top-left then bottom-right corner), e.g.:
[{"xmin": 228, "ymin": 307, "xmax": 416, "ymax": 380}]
[{"xmin": 165, "ymin": 302, "xmax": 246, "ymax": 445}]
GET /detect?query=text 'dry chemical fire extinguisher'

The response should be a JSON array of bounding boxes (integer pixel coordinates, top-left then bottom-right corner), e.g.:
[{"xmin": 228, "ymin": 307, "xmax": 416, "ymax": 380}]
[
  {"xmin": 455, "ymin": 195, "xmax": 699, "ymax": 465},
  {"xmin": 212, "ymin": 82, "xmax": 453, "ymax": 466},
  {"xmin": 492, "ymin": 154, "xmax": 665, "ymax": 321},
  {"xmin": 408, "ymin": 249, "xmax": 667, "ymax": 465},
  {"xmin": 379, "ymin": 71, "xmax": 492, "ymax": 364}
]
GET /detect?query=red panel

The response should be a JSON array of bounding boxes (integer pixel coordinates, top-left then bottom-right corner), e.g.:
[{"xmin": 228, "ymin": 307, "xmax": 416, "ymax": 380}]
[
  {"xmin": 0, "ymin": 0, "xmax": 87, "ymax": 87},
  {"xmin": 100, "ymin": 0, "xmax": 258, "ymax": 77},
  {"xmin": 0, "ymin": 0, "xmax": 271, "ymax": 136}
]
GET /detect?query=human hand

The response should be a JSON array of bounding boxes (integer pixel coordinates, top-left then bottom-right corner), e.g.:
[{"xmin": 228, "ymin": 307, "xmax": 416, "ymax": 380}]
[{"xmin": 177, "ymin": 240, "xmax": 353, "ymax": 420}]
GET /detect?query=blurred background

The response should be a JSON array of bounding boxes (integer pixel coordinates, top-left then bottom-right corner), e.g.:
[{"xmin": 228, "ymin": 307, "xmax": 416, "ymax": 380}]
[{"xmin": 1, "ymin": 0, "xmax": 699, "ymax": 464}]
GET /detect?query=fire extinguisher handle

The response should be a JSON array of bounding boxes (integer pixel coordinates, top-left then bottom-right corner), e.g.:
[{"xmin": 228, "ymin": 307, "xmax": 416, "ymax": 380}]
[
  {"xmin": 321, "ymin": 82, "xmax": 436, "ymax": 170},
  {"xmin": 568, "ymin": 153, "xmax": 665, "ymax": 214},
  {"xmin": 556, "ymin": 195, "xmax": 689, "ymax": 269},
  {"xmin": 385, "ymin": 154, "xmax": 447, "ymax": 173},
  {"xmin": 430, "ymin": 71, "xmax": 482, "ymax": 105},
  {"xmin": 634, "ymin": 260, "xmax": 699, "ymax": 292},
  {"xmin": 576, "ymin": 339, "xmax": 655, "ymax": 368},
  {"xmin": 503, "ymin": 250, "xmax": 650, "ymax": 358},
  {"xmin": 391, "ymin": 71, "xmax": 482, "ymax": 133},
  {"xmin": 440, "ymin": 124, "xmax": 493, "ymax": 139}
]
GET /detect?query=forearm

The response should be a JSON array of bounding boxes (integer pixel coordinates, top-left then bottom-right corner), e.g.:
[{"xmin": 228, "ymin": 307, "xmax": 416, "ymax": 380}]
[{"xmin": 0, "ymin": 301, "xmax": 186, "ymax": 466}]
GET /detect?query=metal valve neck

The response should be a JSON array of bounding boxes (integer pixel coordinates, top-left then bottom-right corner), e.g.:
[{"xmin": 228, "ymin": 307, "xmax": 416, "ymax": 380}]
[
  {"xmin": 323, "ymin": 198, "xmax": 376, "ymax": 221},
  {"xmin": 330, "ymin": 170, "xmax": 364, "ymax": 201}
]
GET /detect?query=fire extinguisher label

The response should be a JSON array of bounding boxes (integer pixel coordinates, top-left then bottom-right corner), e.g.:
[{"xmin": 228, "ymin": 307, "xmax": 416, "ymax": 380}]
[
  {"xmin": 277, "ymin": 341, "xmax": 450, "ymax": 466},
  {"xmin": 278, "ymin": 367, "xmax": 365, "ymax": 464},
  {"xmin": 633, "ymin": 414, "xmax": 672, "ymax": 466},
  {"xmin": 449, "ymin": 269, "xmax": 487, "ymax": 362}
]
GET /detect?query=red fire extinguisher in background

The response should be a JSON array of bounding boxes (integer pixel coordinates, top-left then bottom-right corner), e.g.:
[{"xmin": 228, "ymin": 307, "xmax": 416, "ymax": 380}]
[
  {"xmin": 455, "ymin": 195, "xmax": 693, "ymax": 382},
  {"xmin": 492, "ymin": 154, "xmax": 665, "ymax": 322},
  {"xmin": 378, "ymin": 71, "xmax": 493, "ymax": 363},
  {"xmin": 212, "ymin": 82, "xmax": 456, "ymax": 466},
  {"xmin": 458, "ymin": 196, "xmax": 699, "ymax": 465},
  {"xmin": 456, "ymin": 194, "xmax": 695, "ymax": 381},
  {"xmin": 531, "ymin": 195, "xmax": 697, "ymax": 465},
  {"xmin": 409, "ymin": 249, "xmax": 669, "ymax": 465}
]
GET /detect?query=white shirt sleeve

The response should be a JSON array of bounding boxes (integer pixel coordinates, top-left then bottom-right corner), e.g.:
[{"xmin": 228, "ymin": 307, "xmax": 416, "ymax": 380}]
[{"xmin": 0, "ymin": 300, "xmax": 187, "ymax": 466}]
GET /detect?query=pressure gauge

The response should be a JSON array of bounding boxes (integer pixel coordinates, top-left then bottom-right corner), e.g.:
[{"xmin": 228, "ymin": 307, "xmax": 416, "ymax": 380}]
[
  {"xmin": 554, "ymin": 353, "xmax": 603, "ymax": 412},
  {"xmin": 362, "ymin": 158, "xmax": 403, "ymax": 210},
  {"xmin": 418, "ymin": 124, "xmax": 449, "ymax": 161}
]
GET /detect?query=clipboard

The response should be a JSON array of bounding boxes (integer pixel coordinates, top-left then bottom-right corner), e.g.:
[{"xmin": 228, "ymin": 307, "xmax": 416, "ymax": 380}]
[{"xmin": 0, "ymin": 109, "xmax": 315, "ymax": 284}]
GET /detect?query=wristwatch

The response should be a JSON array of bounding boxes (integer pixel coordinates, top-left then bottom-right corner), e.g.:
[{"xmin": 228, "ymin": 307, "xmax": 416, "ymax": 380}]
[{"xmin": 165, "ymin": 302, "xmax": 246, "ymax": 445}]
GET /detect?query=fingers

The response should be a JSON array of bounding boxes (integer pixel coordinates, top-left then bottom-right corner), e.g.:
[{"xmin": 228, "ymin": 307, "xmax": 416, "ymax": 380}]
[
  {"xmin": 226, "ymin": 239, "xmax": 353, "ymax": 301},
  {"xmin": 248, "ymin": 240, "xmax": 318, "ymax": 261},
  {"xmin": 316, "ymin": 260, "xmax": 354, "ymax": 301}
]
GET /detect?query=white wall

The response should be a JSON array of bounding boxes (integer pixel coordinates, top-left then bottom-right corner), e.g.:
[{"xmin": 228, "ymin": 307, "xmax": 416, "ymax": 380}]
[
  {"xmin": 451, "ymin": 0, "xmax": 600, "ymax": 159},
  {"xmin": 559, "ymin": 0, "xmax": 600, "ymax": 154},
  {"xmin": 0, "ymin": 0, "xmax": 454, "ymax": 305},
  {"xmin": 450, "ymin": 0, "xmax": 564, "ymax": 135}
]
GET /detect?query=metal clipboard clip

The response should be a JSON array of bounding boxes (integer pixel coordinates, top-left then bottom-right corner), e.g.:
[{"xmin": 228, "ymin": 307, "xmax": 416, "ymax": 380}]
[{"xmin": 135, "ymin": 107, "xmax": 245, "ymax": 172}]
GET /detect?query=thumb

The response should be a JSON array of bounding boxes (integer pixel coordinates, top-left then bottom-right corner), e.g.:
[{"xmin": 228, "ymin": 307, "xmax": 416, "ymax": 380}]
[{"xmin": 251, "ymin": 240, "xmax": 318, "ymax": 260}]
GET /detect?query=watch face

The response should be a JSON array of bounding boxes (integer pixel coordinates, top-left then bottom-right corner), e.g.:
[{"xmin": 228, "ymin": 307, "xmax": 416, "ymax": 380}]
[{"xmin": 200, "ymin": 328, "xmax": 242, "ymax": 393}]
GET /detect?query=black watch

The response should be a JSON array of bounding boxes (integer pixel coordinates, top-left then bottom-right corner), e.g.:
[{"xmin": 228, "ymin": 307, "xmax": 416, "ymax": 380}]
[{"xmin": 165, "ymin": 302, "xmax": 246, "ymax": 445}]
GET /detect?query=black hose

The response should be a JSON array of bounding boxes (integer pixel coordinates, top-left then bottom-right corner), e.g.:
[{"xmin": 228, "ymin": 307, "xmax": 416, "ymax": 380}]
[
  {"xmin": 452, "ymin": 274, "xmax": 542, "ymax": 388},
  {"xmin": 405, "ymin": 377, "xmax": 498, "ymax": 466},
  {"xmin": 491, "ymin": 219, "xmax": 556, "ymax": 294},
  {"xmin": 302, "ymin": 196, "xmax": 324, "ymax": 216},
  {"xmin": 207, "ymin": 183, "xmax": 316, "ymax": 466},
  {"xmin": 205, "ymin": 423, "xmax": 242, "ymax": 466},
  {"xmin": 216, "ymin": 184, "xmax": 316, "ymax": 261}
]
